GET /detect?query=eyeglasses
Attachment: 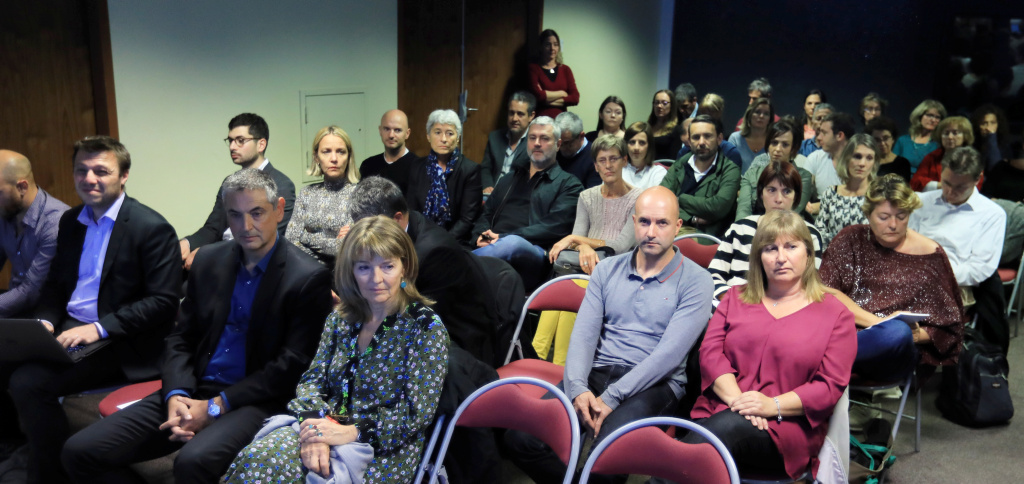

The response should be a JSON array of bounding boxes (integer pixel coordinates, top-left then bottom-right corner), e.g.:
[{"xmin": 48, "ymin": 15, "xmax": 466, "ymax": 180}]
[
  {"xmin": 863, "ymin": 107, "xmax": 882, "ymax": 113},
  {"xmin": 595, "ymin": 156, "xmax": 622, "ymax": 165},
  {"xmin": 224, "ymin": 137, "xmax": 256, "ymax": 147},
  {"xmin": 653, "ymin": 100, "xmax": 671, "ymax": 107}
]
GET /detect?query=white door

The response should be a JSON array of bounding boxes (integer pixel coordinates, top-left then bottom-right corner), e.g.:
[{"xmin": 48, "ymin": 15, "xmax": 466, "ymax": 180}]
[{"xmin": 300, "ymin": 89, "xmax": 366, "ymax": 184}]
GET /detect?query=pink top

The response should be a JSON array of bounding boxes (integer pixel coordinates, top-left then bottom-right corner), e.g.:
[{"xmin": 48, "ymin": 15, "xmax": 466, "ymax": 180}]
[
  {"xmin": 692, "ymin": 287, "xmax": 856, "ymax": 479},
  {"xmin": 528, "ymin": 63, "xmax": 580, "ymax": 119}
]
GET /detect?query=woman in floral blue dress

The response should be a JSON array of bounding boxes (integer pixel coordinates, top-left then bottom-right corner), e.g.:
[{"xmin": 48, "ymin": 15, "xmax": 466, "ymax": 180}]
[{"xmin": 224, "ymin": 216, "xmax": 450, "ymax": 483}]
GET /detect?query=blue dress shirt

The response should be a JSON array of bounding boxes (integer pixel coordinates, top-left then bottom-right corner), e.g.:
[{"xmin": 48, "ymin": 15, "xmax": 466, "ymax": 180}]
[
  {"xmin": 67, "ymin": 193, "xmax": 126, "ymax": 337},
  {"xmin": 0, "ymin": 189, "xmax": 69, "ymax": 317}
]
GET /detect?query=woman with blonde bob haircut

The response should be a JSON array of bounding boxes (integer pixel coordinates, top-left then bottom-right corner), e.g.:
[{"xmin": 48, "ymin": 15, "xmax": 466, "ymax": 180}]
[
  {"xmin": 687, "ymin": 209, "xmax": 855, "ymax": 479},
  {"xmin": 227, "ymin": 216, "xmax": 449, "ymax": 484},
  {"xmin": 816, "ymin": 134, "xmax": 880, "ymax": 248},
  {"xmin": 285, "ymin": 125, "xmax": 361, "ymax": 266},
  {"xmin": 820, "ymin": 174, "xmax": 964, "ymax": 380}
]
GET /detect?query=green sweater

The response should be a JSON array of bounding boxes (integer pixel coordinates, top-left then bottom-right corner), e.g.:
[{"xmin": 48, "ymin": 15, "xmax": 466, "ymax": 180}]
[{"xmin": 660, "ymin": 150, "xmax": 741, "ymax": 238}]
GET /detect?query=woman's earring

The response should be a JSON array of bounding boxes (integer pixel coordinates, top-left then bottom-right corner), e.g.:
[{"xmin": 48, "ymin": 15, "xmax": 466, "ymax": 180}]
[{"xmin": 400, "ymin": 280, "xmax": 407, "ymax": 289}]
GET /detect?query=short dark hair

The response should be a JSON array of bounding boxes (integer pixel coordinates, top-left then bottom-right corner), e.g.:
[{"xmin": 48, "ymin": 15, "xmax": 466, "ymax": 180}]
[
  {"xmin": 824, "ymin": 112, "xmax": 856, "ymax": 140},
  {"xmin": 748, "ymin": 77, "xmax": 772, "ymax": 97},
  {"xmin": 674, "ymin": 83, "xmax": 697, "ymax": 102},
  {"xmin": 349, "ymin": 176, "xmax": 408, "ymax": 222},
  {"xmin": 942, "ymin": 146, "xmax": 984, "ymax": 180},
  {"xmin": 72, "ymin": 136, "xmax": 131, "ymax": 175},
  {"xmin": 595, "ymin": 96, "xmax": 627, "ymax": 133},
  {"xmin": 766, "ymin": 119, "xmax": 802, "ymax": 159},
  {"xmin": 228, "ymin": 113, "xmax": 269, "ymax": 145},
  {"xmin": 690, "ymin": 114, "xmax": 722, "ymax": 137},
  {"xmin": 510, "ymin": 91, "xmax": 537, "ymax": 116},
  {"xmin": 865, "ymin": 116, "xmax": 900, "ymax": 139},
  {"xmin": 754, "ymin": 161, "xmax": 803, "ymax": 215}
]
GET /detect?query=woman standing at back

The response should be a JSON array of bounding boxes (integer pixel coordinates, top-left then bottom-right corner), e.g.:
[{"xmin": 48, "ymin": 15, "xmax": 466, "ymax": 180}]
[{"xmin": 528, "ymin": 29, "xmax": 580, "ymax": 119}]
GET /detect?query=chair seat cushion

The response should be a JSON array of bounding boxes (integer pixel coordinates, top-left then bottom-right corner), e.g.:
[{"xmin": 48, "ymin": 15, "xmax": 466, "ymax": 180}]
[
  {"xmin": 98, "ymin": 380, "xmax": 162, "ymax": 417},
  {"xmin": 497, "ymin": 360, "xmax": 564, "ymax": 398}
]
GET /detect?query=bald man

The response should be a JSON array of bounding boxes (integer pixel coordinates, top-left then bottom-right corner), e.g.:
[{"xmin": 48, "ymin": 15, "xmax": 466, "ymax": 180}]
[
  {"xmin": 359, "ymin": 109, "xmax": 418, "ymax": 193},
  {"xmin": 505, "ymin": 186, "xmax": 713, "ymax": 484},
  {"xmin": 0, "ymin": 150, "xmax": 70, "ymax": 317}
]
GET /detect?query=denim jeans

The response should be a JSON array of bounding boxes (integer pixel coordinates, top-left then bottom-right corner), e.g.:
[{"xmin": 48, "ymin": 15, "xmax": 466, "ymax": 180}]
[
  {"xmin": 855, "ymin": 318, "xmax": 919, "ymax": 381},
  {"xmin": 473, "ymin": 234, "xmax": 547, "ymax": 289}
]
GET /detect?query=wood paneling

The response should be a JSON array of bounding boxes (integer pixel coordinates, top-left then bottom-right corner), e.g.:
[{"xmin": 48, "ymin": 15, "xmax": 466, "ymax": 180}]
[
  {"xmin": 0, "ymin": 0, "xmax": 117, "ymax": 288},
  {"xmin": 398, "ymin": 0, "xmax": 542, "ymax": 162}
]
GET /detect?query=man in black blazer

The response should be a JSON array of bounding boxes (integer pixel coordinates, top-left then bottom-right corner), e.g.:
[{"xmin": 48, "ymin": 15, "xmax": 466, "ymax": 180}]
[
  {"xmin": 63, "ymin": 169, "xmax": 333, "ymax": 483},
  {"xmin": 480, "ymin": 91, "xmax": 536, "ymax": 195},
  {"xmin": 3, "ymin": 136, "xmax": 180, "ymax": 483},
  {"xmin": 179, "ymin": 112, "xmax": 296, "ymax": 270},
  {"xmin": 350, "ymin": 176, "xmax": 498, "ymax": 366}
]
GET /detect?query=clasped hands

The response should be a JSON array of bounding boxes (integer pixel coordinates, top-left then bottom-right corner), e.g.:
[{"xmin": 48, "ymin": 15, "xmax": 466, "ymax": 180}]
[
  {"xmin": 298, "ymin": 418, "xmax": 358, "ymax": 479},
  {"xmin": 729, "ymin": 391, "xmax": 777, "ymax": 431},
  {"xmin": 159, "ymin": 395, "xmax": 216, "ymax": 443},
  {"xmin": 573, "ymin": 391, "xmax": 613, "ymax": 436}
]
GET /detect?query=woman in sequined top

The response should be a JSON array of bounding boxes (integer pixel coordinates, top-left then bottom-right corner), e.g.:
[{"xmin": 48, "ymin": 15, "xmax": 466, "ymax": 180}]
[
  {"xmin": 406, "ymin": 109, "xmax": 482, "ymax": 242},
  {"xmin": 227, "ymin": 216, "xmax": 449, "ymax": 484},
  {"xmin": 820, "ymin": 174, "xmax": 964, "ymax": 381},
  {"xmin": 284, "ymin": 125, "xmax": 360, "ymax": 267}
]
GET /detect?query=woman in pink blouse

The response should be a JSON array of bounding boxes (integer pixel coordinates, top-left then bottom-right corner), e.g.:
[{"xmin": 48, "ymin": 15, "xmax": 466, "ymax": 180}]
[
  {"xmin": 687, "ymin": 209, "xmax": 856, "ymax": 479},
  {"xmin": 528, "ymin": 29, "xmax": 579, "ymax": 119}
]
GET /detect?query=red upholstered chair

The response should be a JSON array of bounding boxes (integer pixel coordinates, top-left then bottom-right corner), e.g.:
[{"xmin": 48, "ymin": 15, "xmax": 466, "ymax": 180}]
[
  {"xmin": 427, "ymin": 377, "xmax": 580, "ymax": 484},
  {"xmin": 497, "ymin": 274, "xmax": 589, "ymax": 396},
  {"xmin": 673, "ymin": 233, "xmax": 723, "ymax": 269},
  {"xmin": 578, "ymin": 416, "xmax": 739, "ymax": 484},
  {"xmin": 97, "ymin": 380, "xmax": 162, "ymax": 417},
  {"xmin": 999, "ymin": 254, "xmax": 1024, "ymax": 336}
]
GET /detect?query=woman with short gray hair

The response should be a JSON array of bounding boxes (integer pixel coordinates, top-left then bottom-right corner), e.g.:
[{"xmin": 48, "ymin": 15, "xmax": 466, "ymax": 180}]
[{"xmin": 406, "ymin": 109, "xmax": 482, "ymax": 242}]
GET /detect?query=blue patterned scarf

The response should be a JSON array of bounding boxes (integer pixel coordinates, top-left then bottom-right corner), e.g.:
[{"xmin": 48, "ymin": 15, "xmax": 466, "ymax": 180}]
[{"xmin": 422, "ymin": 148, "xmax": 459, "ymax": 227}]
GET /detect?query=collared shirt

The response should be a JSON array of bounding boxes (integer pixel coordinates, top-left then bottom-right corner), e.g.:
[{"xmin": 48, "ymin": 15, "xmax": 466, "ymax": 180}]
[
  {"xmin": 910, "ymin": 188, "xmax": 1005, "ymax": 286},
  {"xmin": 202, "ymin": 240, "xmax": 278, "ymax": 388},
  {"xmin": 67, "ymin": 192, "xmax": 126, "ymax": 335},
  {"xmin": 220, "ymin": 158, "xmax": 271, "ymax": 241},
  {"xmin": 502, "ymin": 130, "xmax": 528, "ymax": 176},
  {"xmin": 688, "ymin": 152, "xmax": 719, "ymax": 183},
  {"xmin": 563, "ymin": 247, "xmax": 712, "ymax": 409},
  {"xmin": 0, "ymin": 189, "xmax": 69, "ymax": 317}
]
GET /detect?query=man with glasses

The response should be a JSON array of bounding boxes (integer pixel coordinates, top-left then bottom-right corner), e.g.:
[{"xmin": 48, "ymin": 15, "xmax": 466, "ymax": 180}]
[{"xmin": 178, "ymin": 113, "xmax": 295, "ymax": 270}]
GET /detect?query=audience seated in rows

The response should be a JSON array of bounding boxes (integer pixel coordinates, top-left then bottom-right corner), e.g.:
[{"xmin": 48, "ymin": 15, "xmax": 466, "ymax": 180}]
[
  {"xmin": 911, "ymin": 116, "xmax": 978, "ymax": 192},
  {"xmin": 972, "ymin": 103, "xmax": 1013, "ymax": 171},
  {"xmin": 674, "ymin": 83, "xmax": 699, "ymax": 120},
  {"xmin": 506, "ymin": 186, "xmax": 712, "ymax": 484},
  {"xmin": 733, "ymin": 77, "xmax": 781, "ymax": 130},
  {"xmin": 816, "ymin": 133, "xmax": 880, "ymax": 249},
  {"xmin": 711, "ymin": 161, "xmax": 823, "ymax": 300},
  {"xmin": 473, "ymin": 116, "xmax": 583, "ymax": 289},
  {"xmin": 728, "ymin": 97, "xmax": 773, "ymax": 174},
  {"xmin": 481, "ymin": 92, "xmax": 536, "ymax": 196},
  {"xmin": 910, "ymin": 146, "xmax": 1009, "ymax": 354},
  {"xmin": 803, "ymin": 111, "xmax": 856, "ymax": 216},
  {"xmin": 821, "ymin": 174, "xmax": 964, "ymax": 382},
  {"xmin": 893, "ymin": 99, "xmax": 946, "ymax": 175},
  {"xmin": 63, "ymin": 168, "xmax": 332, "ymax": 483},
  {"xmin": 866, "ymin": 116, "xmax": 912, "ymax": 182},
  {"xmin": 556, "ymin": 111, "xmax": 600, "ymax": 188},
  {"xmin": 225, "ymin": 216, "xmax": 448, "ymax": 484},
  {"xmin": 659, "ymin": 115, "xmax": 740, "ymax": 238},
  {"xmin": 9, "ymin": 136, "xmax": 182, "ymax": 483},
  {"xmin": 800, "ymin": 89, "xmax": 826, "ymax": 141},
  {"xmin": 859, "ymin": 92, "xmax": 887, "ymax": 128},
  {"xmin": 798, "ymin": 102, "xmax": 833, "ymax": 157},
  {"xmin": 585, "ymin": 95, "xmax": 627, "ymax": 143},
  {"xmin": 407, "ymin": 109, "xmax": 483, "ymax": 243},
  {"xmin": 284, "ymin": 125, "xmax": 360, "ymax": 267},
  {"xmin": 737, "ymin": 119, "xmax": 812, "ymax": 219},
  {"xmin": 359, "ymin": 109, "xmax": 418, "ymax": 193},
  {"xmin": 648, "ymin": 89, "xmax": 682, "ymax": 160},
  {"xmin": 549, "ymin": 135, "xmax": 642, "ymax": 275},
  {"xmin": 180, "ymin": 113, "xmax": 296, "ymax": 271}
]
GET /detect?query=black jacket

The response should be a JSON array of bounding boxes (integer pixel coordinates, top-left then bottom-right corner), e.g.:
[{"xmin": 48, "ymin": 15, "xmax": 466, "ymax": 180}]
[{"xmin": 406, "ymin": 154, "xmax": 483, "ymax": 243}]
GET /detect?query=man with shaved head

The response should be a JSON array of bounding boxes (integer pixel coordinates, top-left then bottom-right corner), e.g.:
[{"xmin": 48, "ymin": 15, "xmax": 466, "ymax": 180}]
[
  {"xmin": 0, "ymin": 150, "xmax": 69, "ymax": 317},
  {"xmin": 505, "ymin": 186, "xmax": 713, "ymax": 483},
  {"xmin": 359, "ymin": 109, "xmax": 418, "ymax": 192}
]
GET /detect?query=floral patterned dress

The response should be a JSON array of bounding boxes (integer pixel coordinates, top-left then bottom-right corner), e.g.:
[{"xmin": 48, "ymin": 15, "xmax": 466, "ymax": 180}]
[{"xmin": 224, "ymin": 303, "xmax": 449, "ymax": 484}]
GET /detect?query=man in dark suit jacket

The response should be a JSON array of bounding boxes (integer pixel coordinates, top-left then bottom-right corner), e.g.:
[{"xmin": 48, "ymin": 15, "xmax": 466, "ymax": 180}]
[
  {"xmin": 350, "ymin": 176, "xmax": 498, "ymax": 366},
  {"xmin": 3, "ymin": 136, "xmax": 180, "ymax": 483},
  {"xmin": 63, "ymin": 169, "xmax": 332, "ymax": 483},
  {"xmin": 179, "ymin": 113, "xmax": 296, "ymax": 270},
  {"xmin": 480, "ymin": 91, "xmax": 536, "ymax": 194}
]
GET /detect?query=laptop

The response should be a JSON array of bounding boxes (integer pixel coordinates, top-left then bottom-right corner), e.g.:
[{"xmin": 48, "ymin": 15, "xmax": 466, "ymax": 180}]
[{"xmin": 0, "ymin": 319, "xmax": 110, "ymax": 364}]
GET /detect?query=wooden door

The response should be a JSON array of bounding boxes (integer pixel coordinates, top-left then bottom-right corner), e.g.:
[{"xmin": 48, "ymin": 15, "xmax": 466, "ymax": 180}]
[{"xmin": 398, "ymin": 0, "xmax": 543, "ymax": 163}]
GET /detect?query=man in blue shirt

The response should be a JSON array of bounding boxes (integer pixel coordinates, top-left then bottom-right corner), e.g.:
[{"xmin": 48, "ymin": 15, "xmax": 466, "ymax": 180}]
[
  {"xmin": 505, "ymin": 186, "xmax": 713, "ymax": 483},
  {"xmin": 4, "ymin": 136, "xmax": 180, "ymax": 483},
  {"xmin": 62, "ymin": 169, "xmax": 332, "ymax": 483}
]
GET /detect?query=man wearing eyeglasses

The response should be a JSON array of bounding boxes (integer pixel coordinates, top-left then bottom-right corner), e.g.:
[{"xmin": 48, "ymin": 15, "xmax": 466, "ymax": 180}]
[{"xmin": 178, "ymin": 113, "xmax": 296, "ymax": 270}]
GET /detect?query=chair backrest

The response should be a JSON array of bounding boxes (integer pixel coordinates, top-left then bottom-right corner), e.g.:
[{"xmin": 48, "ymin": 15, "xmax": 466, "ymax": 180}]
[
  {"xmin": 429, "ymin": 377, "xmax": 580, "ymax": 484},
  {"xmin": 674, "ymin": 233, "xmax": 724, "ymax": 269},
  {"xmin": 579, "ymin": 416, "xmax": 739, "ymax": 484},
  {"xmin": 504, "ymin": 274, "xmax": 590, "ymax": 364},
  {"xmin": 414, "ymin": 414, "xmax": 446, "ymax": 484}
]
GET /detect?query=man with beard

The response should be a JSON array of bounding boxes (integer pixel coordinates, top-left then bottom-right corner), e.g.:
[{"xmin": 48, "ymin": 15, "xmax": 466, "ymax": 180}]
[
  {"xmin": 660, "ymin": 115, "xmax": 740, "ymax": 238},
  {"xmin": 179, "ymin": 113, "xmax": 296, "ymax": 270},
  {"xmin": 359, "ymin": 109, "xmax": 418, "ymax": 193},
  {"xmin": 480, "ymin": 91, "xmax": 536, "ymax": 195},
  {"xmin": 0, "ymin": 150, "xmax": 69, "ymax": 317},
  {"xmin": 473, "ymin": 116, "xmax": 582, "ymax": 289},
  {"xmin": 505, "ymin": 186, "xmax": 712, "ymax": 483}
]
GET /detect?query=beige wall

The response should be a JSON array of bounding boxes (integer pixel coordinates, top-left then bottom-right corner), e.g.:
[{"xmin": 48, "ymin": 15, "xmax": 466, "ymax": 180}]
[
  {"xmin": 543, "ymin": 0, "xmax": 673, "ymax": 132},
  {"xmin": 107, "ymin": 0, "xmax": 398, "ymax": 235}
]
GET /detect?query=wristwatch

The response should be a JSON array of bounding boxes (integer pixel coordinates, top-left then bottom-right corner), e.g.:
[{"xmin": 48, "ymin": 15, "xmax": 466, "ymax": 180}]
[{"xmin": 207, "ymin": 399, "xmax": 222, "ymax": 420}]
